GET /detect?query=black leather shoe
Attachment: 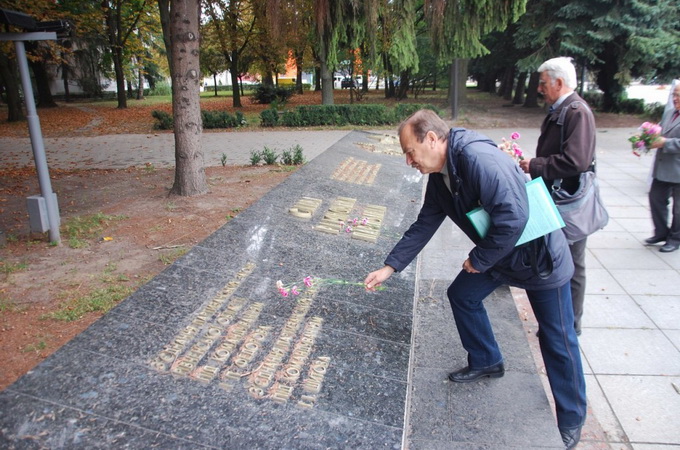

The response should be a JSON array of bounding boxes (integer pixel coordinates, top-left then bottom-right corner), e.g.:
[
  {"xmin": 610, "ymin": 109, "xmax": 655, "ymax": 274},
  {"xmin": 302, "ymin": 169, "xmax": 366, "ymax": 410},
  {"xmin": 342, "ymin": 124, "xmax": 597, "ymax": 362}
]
[
  {"xmin": 645, "ymin": 236, "xmax": 667, "ymax": 245},
  {"xmin": 448, "ymin": 362, "xmax": 504, "ymax": 383},
  {"xmin": 559, "ymin": 425, "xmax": 582, "ymax": 449},
  {"xmin": 660, "ymin": 242, "xmax": 680, "ymax": 253}
]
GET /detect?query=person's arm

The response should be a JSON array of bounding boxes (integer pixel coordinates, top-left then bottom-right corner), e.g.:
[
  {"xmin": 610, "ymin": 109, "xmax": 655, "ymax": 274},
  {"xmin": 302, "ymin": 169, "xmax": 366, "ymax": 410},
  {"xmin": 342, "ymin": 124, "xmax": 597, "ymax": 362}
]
[
  {"xmin": 651, "ymin": 135, "xmax": 680, "ymax": 153},
  {"xmin": 529, "ymin": 106, "xmax": 596, "ymax": 180},
  {"xmin": 364, "ymin": 177, "xmax": 446, "ymax": 291},
  {"xmin": 364, "ymin": 265, "xmax": 395, "ymax": 291}
]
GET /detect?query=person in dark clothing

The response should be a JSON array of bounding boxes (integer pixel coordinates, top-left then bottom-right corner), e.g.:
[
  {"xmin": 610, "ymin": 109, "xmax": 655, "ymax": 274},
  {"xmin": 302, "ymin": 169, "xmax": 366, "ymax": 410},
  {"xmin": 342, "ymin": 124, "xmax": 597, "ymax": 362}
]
[
  {"xmin": 519, "ymin": 57, "xmax": 598, "ymax": 336},
  {"xmin": 364, "ymin": 109, "xmax": 586, "ymax": 449}
]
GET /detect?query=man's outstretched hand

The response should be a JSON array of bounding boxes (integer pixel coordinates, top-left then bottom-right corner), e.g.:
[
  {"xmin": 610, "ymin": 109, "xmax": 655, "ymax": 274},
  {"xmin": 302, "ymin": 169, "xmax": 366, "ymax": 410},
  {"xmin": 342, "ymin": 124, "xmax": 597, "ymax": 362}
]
[{"xmin": 364, "ymin": 265, "xmax": 395, "ymax": 291}]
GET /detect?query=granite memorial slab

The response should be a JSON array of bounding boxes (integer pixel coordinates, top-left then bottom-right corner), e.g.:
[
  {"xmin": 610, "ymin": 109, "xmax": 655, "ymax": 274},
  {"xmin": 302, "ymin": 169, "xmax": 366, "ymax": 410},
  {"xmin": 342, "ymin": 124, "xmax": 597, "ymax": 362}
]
[
  {"xmin": 0, "ymin": 130, "xmax": 563, "ymax": 449},
  {"xmin": 0, "ymin": 131, "xmax": 422, "ymax": 448}
]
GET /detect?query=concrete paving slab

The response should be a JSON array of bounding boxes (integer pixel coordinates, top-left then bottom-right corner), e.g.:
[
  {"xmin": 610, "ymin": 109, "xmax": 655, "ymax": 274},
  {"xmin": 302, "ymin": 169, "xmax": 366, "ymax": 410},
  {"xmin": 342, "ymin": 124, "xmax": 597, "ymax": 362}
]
[
  {"xmin": 596, "ymin": 375, "xmax": 680, "ymax": 444},
  {"xmin": 583, "ymin": 294, "xmax": 656, "ymax": 329},
  {"xmin": 632, "ymin": 296, "xmax": 680, "ymax": 330},
  {"xmin": 579, "ymin": 329, "xmax": 680, "ymax": 375},
  {"xmin": 589, "ymin": 248, "xmax": 671, "ymax": 270},
  {"xmin": 610, "ymin": 269, "xmax": 680, "ymax": 296},
  {"xmin": 589, "ymin": 231, "xmax": 647, "ymax": 249},
  {"xmin": 585, "ymin": 268, "xmax": 627, "ymax": 295}
]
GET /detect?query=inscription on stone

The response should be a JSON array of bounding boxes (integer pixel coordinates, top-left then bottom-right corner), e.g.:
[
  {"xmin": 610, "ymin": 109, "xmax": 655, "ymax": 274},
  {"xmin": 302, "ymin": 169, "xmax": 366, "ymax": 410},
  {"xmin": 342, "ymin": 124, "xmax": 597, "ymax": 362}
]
[
  {"xmin": 288, "ymin": 197, "xmax": 323, "ymax": 219},
  {"xmin": 313, "ymin": 197, "xmax": 356, "ymax": 235},
  {"xmin": 149, "ymin": 262, "xmax": 330, "ymax": 408},
  {"xmin": 331, "ymin": 157, "xmax": 381, "ymax": 185},
  {"xmin": 301, "ymin": 196, "xmax": 387, "ymax": 243}
]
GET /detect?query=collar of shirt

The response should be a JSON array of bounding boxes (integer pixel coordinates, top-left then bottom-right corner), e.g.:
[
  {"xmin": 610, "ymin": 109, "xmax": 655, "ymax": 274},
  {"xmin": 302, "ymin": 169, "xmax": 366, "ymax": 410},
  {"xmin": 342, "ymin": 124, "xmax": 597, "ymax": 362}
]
[
  {"xmin": 551, "ymin": 92, "xmax": 574, "ymax": 112},
  {"xmin": 440, "ymin": 157, "xmax": 452, "ymax": 193}
]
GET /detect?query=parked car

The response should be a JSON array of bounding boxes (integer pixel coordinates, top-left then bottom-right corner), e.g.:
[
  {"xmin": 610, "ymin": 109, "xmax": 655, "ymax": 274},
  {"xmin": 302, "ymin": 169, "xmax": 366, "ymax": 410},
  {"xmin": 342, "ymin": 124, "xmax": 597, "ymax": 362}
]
[{"xmin": 341, "ymin": 78, "xmax": 356, "ymax": 89}]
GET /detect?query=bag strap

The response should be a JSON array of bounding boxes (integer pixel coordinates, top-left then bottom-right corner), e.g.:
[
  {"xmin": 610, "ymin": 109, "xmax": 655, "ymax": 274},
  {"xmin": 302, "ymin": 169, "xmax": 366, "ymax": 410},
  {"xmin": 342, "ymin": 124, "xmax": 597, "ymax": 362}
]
[
  {"xmin": 551, "ymin": 100, "xmax": 595, "ymax": 192},
  {"xmin": 529, "ymin": 237, "xmax": 553, "ymax": 279}
]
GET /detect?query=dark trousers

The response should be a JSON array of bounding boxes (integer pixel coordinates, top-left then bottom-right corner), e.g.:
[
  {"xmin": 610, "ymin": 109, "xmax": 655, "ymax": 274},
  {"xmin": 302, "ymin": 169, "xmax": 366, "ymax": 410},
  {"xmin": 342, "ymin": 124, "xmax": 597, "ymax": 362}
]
[
  {"xmin": 447, "ymin": 270, "xmax": 586, "ymax": 429},
  {"xmin": 649, "ymin": 178, "xmax": 680, "ymax": 244},
  {"xmin": 569, "ymin": 238, "xmax": 587, "ymax": 334}
]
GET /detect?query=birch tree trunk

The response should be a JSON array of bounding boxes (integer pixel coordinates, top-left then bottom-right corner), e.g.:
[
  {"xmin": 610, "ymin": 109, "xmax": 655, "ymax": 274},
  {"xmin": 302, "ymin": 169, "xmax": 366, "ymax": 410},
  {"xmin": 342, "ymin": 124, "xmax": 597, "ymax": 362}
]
[{"xmin": 169, "ymin": 0, "xmax": 208, "ymax": 196}]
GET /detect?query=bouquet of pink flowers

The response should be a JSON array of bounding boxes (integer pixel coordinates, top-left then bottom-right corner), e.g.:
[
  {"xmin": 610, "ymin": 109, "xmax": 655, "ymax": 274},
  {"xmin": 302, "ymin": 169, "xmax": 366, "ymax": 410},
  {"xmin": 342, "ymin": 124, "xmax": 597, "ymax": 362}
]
[
  {"xmin": 629, "ymin": 122, "xmax": 662, "ymax": 156},
  {"xmin": 498, "ymin": 131, "xmax": 524, "ymax": 161}
]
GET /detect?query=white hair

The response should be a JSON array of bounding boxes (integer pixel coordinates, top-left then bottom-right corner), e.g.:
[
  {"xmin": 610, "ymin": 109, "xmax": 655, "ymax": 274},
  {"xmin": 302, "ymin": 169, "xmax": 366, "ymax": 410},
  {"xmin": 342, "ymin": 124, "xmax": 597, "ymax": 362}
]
[{"xmin": 538, "ymin": 57, "xmax": 577, "ymax": 90}]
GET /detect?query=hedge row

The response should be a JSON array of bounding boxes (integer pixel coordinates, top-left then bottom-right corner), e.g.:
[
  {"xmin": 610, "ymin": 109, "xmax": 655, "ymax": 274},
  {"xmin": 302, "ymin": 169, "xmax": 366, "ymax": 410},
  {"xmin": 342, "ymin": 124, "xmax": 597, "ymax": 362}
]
[
  {"xmin": 151, "ymin": 110, "xmax": 246, "ymax": 130},
  {"xmin": 260, "ymin": 103, "xmax": 440, "ymax": 127}
]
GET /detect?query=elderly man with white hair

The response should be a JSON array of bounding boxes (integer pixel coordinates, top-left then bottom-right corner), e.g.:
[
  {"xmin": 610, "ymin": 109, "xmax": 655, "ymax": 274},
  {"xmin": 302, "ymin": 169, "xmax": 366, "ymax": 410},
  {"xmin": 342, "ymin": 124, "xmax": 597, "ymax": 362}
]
[{"xmin": 520, "ymin": 57, "xmax": 597, "ymax": 349}]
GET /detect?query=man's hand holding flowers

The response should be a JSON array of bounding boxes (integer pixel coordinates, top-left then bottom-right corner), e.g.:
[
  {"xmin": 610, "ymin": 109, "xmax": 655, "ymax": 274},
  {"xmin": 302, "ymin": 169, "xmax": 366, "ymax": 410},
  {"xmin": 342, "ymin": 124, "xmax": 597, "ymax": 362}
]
[{"xmin": 629, "ymin": 122, "xmax": 662, "ymax": 156}]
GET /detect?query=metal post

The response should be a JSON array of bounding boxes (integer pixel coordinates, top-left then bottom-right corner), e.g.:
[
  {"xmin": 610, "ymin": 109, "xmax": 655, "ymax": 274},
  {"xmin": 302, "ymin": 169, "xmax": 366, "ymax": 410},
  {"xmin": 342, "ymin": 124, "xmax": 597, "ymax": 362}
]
[{"xmin": 14, "ymin": 39, "xmax": 61, "ymax": 243}]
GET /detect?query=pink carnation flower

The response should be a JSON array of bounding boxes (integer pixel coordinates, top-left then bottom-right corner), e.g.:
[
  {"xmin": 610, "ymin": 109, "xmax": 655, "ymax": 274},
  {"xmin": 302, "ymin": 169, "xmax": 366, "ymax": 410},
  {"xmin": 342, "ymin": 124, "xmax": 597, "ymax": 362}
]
[{"xmin": 510, "ymin": 132, "xmax": 521, "ymax": 140}]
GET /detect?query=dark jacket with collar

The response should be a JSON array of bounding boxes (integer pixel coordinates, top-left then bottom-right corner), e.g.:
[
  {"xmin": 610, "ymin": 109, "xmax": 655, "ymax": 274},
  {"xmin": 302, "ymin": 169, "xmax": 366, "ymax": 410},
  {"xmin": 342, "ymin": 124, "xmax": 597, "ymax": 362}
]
[
  {"xmin": 529, "ymin": 92, "xmax": 597, "ymax": 194},
  {"xmin": 384, "ymin": 128, "xmax": 574, "ymax": 290}
]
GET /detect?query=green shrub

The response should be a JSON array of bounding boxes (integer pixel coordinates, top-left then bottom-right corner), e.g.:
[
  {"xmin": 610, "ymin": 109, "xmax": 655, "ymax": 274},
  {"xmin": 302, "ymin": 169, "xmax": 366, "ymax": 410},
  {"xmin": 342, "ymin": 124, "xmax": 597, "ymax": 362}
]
[
  {"xmin": 281, "ymin": 148, "xmax": 294, "ymax": 165},
  {"xmin": 261, "ymin": 146, "xmax": 278, "ymax": 164},
  {"xmin": 201, "ymin": 110, "xmax": 241, "ymax": 129},
  {"xmin": 281, "ymin": 110, "xmax": 302, "ymax": 127},
  {"xmin": 260, "ymin": 108, "xmax": 279, "ymax": 127},
  {"xmin": 149, "ymin": 81, "xmax": 171, "ymax": 96},
  {"xmin": 645, "ymin": 102, "xmax": 665, "ymax": 122},
  {"xmin": 615, "ymin": 98, "xmax": 646, "ymax": 115},
  {"xmin": 581, "ymin": 91, "xmax": 603, "ymax": 110},
  {"xmin": 393, "ymin": 103, "xmax": 439, "ymax": 121},
  {"xmin": 292, "ymin": 144, "xmax": 305, "ymax": 165},
  {"xmin": 280, "ymin": 145, "xmax": 306, "ymax": 166},
  {"xmin": 249, "ymin": 150, "xmax": 263, "ymax": 166},
  {"xmin": 151, "ymin": 110, "xmax": 173, "ymax": 130},
  {"xmin": 251, "ymin": 84, "xmax": 294, "ymax": 104}
]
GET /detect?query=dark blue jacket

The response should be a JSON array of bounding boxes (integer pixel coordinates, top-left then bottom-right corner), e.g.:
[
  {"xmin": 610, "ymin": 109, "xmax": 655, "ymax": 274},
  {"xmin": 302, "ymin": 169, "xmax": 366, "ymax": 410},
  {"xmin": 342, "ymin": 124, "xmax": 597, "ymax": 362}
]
[{"xmin": 385, "ymin": 128, "xmax": 574, "ymax": 290}]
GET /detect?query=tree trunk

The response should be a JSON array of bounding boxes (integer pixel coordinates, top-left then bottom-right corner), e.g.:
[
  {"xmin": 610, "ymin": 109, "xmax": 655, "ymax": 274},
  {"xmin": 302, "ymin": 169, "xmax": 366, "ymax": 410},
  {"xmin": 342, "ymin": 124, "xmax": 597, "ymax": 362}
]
[
  {"xmin": 62, "ymin": 58, "xmax": 71, "ymax": 103},
  {"xmin": 137, "ymin": 63, "xmax": 145, "ymax": 100},
  {"xmin": 112, "ymin": 48, "xmax": 127, "ymax": 108},
  {"xmin": 314, "ymin": 66, "xmax": 321, "ymax": 91},
  {"xmin": 213, "ymin": 73, "xmax": 218, "ymax": 96},
  {"xmin": 523, "ymin": 71, "xmax": 540, "ymax": 108},
  {"xmin": 230, "ymin": 50, "xmax": 242, "ymax": 107},
  {"xmin": 500, "ymin": 66, "xmax": 515, "ymax": 101},
  {"xmin": 448, "ymin": 60, "xmax": 459, "ymax": 119},
  {"xmin": 294, "ymin": 50, "xmax": 304, "ymax": 95},
  {"xmin": 396, "ymin": 71, "xmax": 409, "ymax": 100},
  {"xmin": 513, "ymin": 71, "xmax": 527, "ymax": 105},
  {"xmin": 169, "ymin": 0, "xmax": 207, "ymax": 197},
  {"xmin": 361, "ymin": 67, "xmax": 368, "ymax": 93},
  {"xmin": 0, "ymin": 52, "xmax": 24, "ymax": 121},
  {"xmin": 157, "ymin": 0, "xmax": 173, "ymax": 76},
  {"xmin": 319, "ymin": 44, "xmax": 333, "ymax": 105},
  {"xmin": 29, "ymin": 58, "xmax": 58, "ymax": 108}
]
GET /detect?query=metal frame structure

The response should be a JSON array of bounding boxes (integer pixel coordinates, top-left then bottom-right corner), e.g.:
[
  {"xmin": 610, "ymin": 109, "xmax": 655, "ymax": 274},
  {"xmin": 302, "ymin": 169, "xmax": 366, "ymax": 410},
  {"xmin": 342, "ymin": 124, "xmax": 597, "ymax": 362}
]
[{"xmin": 1, "ymin": 8, "xmax": 69, "ymax": 243}]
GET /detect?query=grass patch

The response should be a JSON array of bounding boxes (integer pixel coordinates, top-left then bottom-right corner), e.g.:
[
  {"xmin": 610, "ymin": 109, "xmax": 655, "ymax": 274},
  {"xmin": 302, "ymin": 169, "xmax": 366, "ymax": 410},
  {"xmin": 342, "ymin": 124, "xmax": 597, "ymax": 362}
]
[
  {"xmin": 43, "ymin": 283, "xmax": 134, "ymax": 322},
  {"xmin": 62, "ymin": 212, "xmax": 127, "ymax": 249},
  {"xmin": 0, "ymin": 260, "xmax": 28, "ymax": 275},
  {"xmin": 24, "ymin": 338, "xmax": 48, "ymax": 353},
  {"xmin": 0, "ymin": 296, "xmax": 18, "ymax": 313},
  {"xmin": 42, "ymin": 264, "xmax": 137, "ymax": 321},
  {"xmin": 158, "ymin": 246, "xmax": 188, "ymax": 265}
]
